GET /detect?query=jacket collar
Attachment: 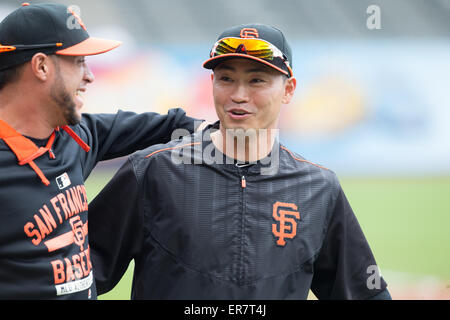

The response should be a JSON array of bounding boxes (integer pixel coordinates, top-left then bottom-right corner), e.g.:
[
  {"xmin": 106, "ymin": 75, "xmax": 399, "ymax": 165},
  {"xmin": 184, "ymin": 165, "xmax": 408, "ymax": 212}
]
[{"xmin": 198, "ymin": 122, "xmax": 281, "ymax": 176}]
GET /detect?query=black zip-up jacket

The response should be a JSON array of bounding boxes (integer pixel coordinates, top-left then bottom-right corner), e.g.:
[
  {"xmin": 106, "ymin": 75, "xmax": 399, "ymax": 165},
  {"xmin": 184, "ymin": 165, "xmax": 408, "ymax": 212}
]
[
  {"xmin": 0, "ymin": 109, "xmax": 198, "ymax": 299},
  {"xmin": 89, "ymin": 124, "xmax": 389, "ymax": 299}
]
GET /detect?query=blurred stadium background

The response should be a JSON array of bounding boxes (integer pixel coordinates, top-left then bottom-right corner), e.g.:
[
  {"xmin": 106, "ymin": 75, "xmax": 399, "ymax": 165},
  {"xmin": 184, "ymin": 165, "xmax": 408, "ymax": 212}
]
[{"xmin": 2, "ymin": 0, "xmax": 449, "ymax": 299}]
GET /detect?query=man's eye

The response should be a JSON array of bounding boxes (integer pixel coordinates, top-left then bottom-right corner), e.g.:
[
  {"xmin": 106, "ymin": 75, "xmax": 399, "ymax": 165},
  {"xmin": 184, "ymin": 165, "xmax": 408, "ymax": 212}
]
[
  {"xmin": 220, "ymin": 76, "xmax": 232, "ymax": 82},
  {"xmin": 251, "ymin": 78, "xmax": 265, "ymax": 83}
]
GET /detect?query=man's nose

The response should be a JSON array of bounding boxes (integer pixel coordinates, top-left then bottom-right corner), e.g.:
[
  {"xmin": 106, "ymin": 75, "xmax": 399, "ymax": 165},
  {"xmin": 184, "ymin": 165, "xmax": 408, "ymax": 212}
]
[
  {"xmin": 230, "ymin": 83, "xmax": 250, "ymax": 104},
  {"xmin": 83, "ymin": 64, "xmax": 95, "ymax": 83}
]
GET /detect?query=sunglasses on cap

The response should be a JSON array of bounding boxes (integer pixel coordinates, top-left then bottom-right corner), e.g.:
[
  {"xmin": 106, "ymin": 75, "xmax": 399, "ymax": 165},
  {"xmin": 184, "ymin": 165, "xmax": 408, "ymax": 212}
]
[
  {"xmin": 209, "ymin": 37, "xmax": 293, "ymax": 77},
  {"xmin": 0, "ymin": 42, "xmax": 63, "ymax": 53}
]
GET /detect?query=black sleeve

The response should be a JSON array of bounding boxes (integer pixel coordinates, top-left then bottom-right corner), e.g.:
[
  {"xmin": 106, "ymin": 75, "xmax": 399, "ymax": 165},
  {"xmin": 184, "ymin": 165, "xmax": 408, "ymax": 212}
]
[
  {"xmin": 88, "ymin": 158, "xmax": 142, "ymax": 295},
  {"xmin": 367, "ymin": 288, "xmax": 392, "ymax": 300},
  {"xmin": 311, "ymin": 186, "xmax": 388, "ymax": 300},
  {"xmin": 80, "ymin": 108, "xmax": 201, "ymax": 176}
]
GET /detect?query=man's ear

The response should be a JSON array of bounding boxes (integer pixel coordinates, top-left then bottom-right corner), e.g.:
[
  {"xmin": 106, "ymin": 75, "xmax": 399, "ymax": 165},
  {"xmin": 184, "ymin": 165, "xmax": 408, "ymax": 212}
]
[
  {"xmin": 30, "ymin": 53, "xmax": 52, "ymax": 82},
  {"xmin": 282, "ymin": 77, "xmax": 297, "ymax": 104},
  {"xmin": 211, "ymin": 72, "xmax": 214, "ymax": 82}
]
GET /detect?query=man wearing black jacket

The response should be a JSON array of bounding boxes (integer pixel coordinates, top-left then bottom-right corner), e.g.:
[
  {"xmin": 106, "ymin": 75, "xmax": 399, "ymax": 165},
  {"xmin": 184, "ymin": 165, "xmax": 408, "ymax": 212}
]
[
  {"xmin": 0, "ymin": 3, "xmax": 199, "ymax": 299},
  {"xmin": 89, "ymin": 24, "xmax": 391, "ymax": 300}
]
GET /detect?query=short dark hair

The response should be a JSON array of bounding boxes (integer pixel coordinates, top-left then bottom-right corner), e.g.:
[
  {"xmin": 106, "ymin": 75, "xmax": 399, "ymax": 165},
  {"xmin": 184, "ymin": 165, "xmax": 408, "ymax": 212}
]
[{"xmin": 0, "ymin": 63, "xmax": 26, "ymax": 91}]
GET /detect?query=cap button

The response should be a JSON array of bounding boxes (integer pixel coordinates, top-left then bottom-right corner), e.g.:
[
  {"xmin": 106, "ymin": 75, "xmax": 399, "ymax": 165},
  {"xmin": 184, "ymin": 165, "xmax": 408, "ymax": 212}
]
[{"xmin": 21, "ymin": 2, "xmax": 30, "ymax": 6}]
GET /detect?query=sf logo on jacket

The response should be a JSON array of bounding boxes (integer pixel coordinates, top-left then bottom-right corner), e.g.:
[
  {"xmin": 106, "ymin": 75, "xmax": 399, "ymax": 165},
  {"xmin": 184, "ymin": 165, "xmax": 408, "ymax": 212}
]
[{"xmin": 272, "ymin": 202, "xmax": 300, "ymax": 246}]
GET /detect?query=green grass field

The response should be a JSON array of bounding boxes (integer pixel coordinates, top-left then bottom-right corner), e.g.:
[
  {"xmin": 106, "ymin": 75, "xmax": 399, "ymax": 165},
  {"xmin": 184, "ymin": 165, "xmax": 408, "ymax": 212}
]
[{"xmin": 85, "ymin": 170, "xmax": 450, "ymax": 300}]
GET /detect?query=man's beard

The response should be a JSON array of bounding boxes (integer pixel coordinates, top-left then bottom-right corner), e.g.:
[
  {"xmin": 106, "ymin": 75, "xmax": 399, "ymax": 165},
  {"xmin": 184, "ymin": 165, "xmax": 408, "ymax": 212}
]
[{"xmin": 50, "ymin": 64, "xmax": 81, "ymax": 126}]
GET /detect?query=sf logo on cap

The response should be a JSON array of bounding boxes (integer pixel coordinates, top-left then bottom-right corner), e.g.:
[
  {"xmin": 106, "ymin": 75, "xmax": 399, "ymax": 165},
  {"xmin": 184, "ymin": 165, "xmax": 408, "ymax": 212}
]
[
  {"xmin": 240, "ymin": 28, "xmax": 259, "ymax": 39},
  {"xmin": 272, "ymin": 201, "xmax": 300, "ymax": 246}
]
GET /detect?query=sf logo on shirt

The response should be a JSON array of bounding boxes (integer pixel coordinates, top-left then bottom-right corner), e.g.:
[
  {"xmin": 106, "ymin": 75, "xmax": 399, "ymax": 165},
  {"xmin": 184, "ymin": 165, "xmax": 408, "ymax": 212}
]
[{"xmin": 272, "ymin": 202, "xmax": 300, "ymax": 246}]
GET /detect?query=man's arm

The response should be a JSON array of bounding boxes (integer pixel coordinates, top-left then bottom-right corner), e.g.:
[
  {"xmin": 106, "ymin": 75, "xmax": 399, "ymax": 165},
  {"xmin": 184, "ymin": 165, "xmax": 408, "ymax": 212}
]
[
  {"xmin": 310, "ymin": 184, "xmax": 391, "ymax": 300},
  {"xmin": 368, "ymin": 289, "xmax": 392, "ymax": 300},
  {"xmin": 88, "ymin": 158, "xmax": 142, "ymax": 295},
  {"xmin": 79, "ymin": 108, "xmax": 201, "ymax": 176}
]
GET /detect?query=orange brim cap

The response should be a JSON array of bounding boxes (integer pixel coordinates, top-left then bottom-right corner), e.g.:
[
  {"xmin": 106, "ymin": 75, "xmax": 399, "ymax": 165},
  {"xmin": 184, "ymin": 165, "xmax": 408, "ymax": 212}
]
[{"xmin": 55, "ymin": 37, "xmax": 122, "ymax": 56}]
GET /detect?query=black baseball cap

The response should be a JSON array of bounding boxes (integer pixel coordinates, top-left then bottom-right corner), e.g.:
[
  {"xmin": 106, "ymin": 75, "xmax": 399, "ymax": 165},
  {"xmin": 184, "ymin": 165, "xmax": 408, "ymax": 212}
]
[
  {"xmin": 0, "ymin": 2, "xmax": 121, "ymax": 71},
  {"xmin": 203, "ymin": 23, "xmax": 293, "ymax": 77}
]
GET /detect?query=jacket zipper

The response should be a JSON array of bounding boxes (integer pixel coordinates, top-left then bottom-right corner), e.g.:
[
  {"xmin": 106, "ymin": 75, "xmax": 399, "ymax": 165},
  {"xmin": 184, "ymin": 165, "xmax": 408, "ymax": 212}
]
[{"xmin": 238, "ymin": 174, "xmax": 246, "ymax": 285}]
